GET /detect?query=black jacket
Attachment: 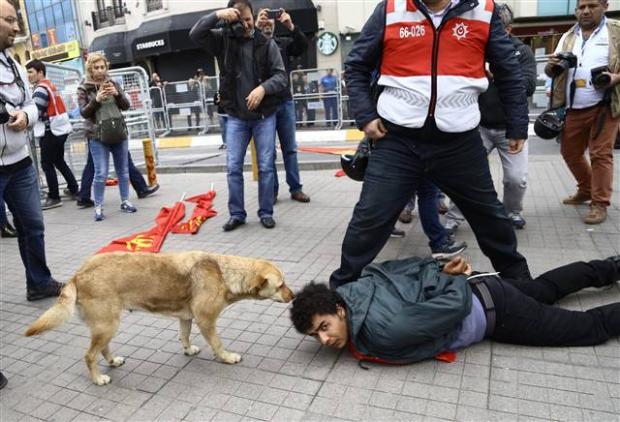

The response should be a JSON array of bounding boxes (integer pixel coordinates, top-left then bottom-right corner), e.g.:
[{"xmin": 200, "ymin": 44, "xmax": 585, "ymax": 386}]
[
  {"xmin": 189, "ymin": 13, "xmax": 287, "ymax": 120},
  {"xmin": 344, "ymin": 0, "xmax": 530, "ymax": 140},
  {"xmin": 272, "ymin": 27, "xmax": 308, "ymax": 100},
  {"xmin": 479, "ymin": 36, "xmax": 537, "ymax": 130}
]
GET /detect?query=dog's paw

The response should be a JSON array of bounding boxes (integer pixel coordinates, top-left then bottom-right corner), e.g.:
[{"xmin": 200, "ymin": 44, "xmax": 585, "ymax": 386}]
[
  {"xmin": 93, "ymin": 374, "xmax": 111, "ymax": 385},
  {"xmin": 219, "ymin": 351, "xmax": 242, "ymax": 364},
  {"xmin": 109, "ymin": 356, "xmax": 125, "ymax": 367},
  {"xmin": 184, "ymin": 345, "xmax": 200, "ymax": 356}
]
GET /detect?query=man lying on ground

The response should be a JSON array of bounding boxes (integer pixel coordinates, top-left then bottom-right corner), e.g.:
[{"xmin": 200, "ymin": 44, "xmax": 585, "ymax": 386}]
[{"xmin": 291, "ymin": 255, "xmax": 620, "ymax": 364}]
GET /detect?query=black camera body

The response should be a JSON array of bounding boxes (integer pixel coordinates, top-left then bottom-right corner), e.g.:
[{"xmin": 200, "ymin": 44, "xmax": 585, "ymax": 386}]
[
  {"xmin": 591, "ymin": 65, "xmax": 611, "ymax": 89},
  {"xmin": 549, "ymin": 52, "xmax": 578, "ymax": 77},
  {"xmin": 267, "ymin": 9, "xmax": 282, "ymax": 19},
  {"xmin": 0, "ymin": 100, "xmax": 10, "ymax": 125},
  {"xmin": 228, "ymin": 21, "xmax": 246, "ymax": 38}
]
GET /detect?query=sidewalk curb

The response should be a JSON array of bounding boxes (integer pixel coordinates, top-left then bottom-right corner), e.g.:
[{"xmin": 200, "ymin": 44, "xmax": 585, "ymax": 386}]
[{"xmin": 153, "ymin": 160, "xmax": 342, "ymax": 174}]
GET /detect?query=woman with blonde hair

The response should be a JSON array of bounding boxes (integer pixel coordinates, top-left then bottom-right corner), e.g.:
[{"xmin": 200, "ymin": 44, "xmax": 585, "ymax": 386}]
[{"xmin": 77, "ymin": 53, "xmax": 136, "ymax": 221}]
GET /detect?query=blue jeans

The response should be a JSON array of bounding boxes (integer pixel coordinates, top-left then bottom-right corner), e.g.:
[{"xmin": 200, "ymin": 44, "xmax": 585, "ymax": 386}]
[
  {"xmin": 415, "ymin": 181, "xmax": 450, "ymax": 249},
  {"xmin": 226, "ymin": 115, "xmax": 276, "ymax": 220},
  {"xmin": 89, "ymin": 139, "xmax": 130, "ymax": 206},
  {"xmin": 323, "ymin": 96, "xmax": 338, "ymax": 126},
  {"xmin": 79, "ymin": 142, "xmax": 147, "ymax": 201},
  {"xmin": 0, "ymin": 163, "xmax": 53, "ymax": 288},
  {"xmin": 0, "ymin": 198, "xmax": 7, "ymax": 225},
  {"xmin": 218, "ymin": 114, "xmax": 228, "ymax": 145},
  {"xmin": 330, "ymin": 119, "xmax": 530, "ymax": 288},
  {"xmin": 274, "ymin": 99, "xmax": 302, "ymax": 195}
]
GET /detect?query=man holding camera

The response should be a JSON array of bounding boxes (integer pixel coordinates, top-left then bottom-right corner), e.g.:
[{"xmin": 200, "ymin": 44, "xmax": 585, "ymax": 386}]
[
  {"xmin": 0, "ymin": 0, "xmax": 62, "ymax": 302},
  {"xmin": 190, "ymin": 0, "xmax": 287, "ymax": 231},
  {"xmin": 256, "ymin": 7, "xmax": 311, "ymax": 204},
  {"xmin": 546, "ymin": 0, "xmax": 620, "ymax": 225}
]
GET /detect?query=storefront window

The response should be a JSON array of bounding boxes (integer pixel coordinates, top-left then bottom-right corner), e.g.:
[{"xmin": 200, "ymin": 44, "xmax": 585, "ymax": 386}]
[
  {"xmin": 538, "ymin": 0, "xmax": 578, "ymax": 16},
  {"xmin": 62, "ymin": 0, "xmax": 74, "ymax": 23}
]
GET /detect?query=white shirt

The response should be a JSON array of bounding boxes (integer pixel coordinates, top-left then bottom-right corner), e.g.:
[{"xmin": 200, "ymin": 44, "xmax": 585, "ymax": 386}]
[
  {"xmin": 419, "ymin": 0, "xmax": 460, "ymax": 28},
  {"xmin": 555, "ymin": 18, "xmax": 610, "ymax": 109}
]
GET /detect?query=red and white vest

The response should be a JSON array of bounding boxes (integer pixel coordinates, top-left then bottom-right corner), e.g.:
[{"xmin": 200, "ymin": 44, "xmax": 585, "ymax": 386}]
[
  {"xmin": 37, "ymin": 79, "xmax": 67, "ymax": 118},
  {"xmin": 377, "ymin": 0, "xmax": 494, "ymax": 132}
]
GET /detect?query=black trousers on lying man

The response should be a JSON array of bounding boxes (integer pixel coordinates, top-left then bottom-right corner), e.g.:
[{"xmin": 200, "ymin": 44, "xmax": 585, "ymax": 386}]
[{"xmin": 291, "ymin": 256, "xmax": 620, "ymax": 364}]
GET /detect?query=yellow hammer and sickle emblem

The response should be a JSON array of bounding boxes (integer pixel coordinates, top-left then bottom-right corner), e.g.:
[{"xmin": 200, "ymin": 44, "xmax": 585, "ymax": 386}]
[{"xmin": 126, "ymin": 235, "xmax": 154, "ymax": 251}]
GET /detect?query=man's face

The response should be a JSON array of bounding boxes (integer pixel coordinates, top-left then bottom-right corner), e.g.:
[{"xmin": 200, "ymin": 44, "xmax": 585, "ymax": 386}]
[
  {"xmin": 236, "ymin": 5, "xmax": 254, "ymax": 38},
  {"xmin": 0, "ymin": 1, "xmax": 20, "ymax": 50},
  {"xmin": 260, "ymin": 18, "xmax": 275, "ymax": 38},
  {"xmin": 27, "ymin": 68, "xmax": 43, "ymax": 84},
  {"xmin": 575, "ymin": 0, "xmax": 608, "ymax": 30},
  {"xmin": 306, "ymin": 307, "xmax": 348, "ymax": 349}
]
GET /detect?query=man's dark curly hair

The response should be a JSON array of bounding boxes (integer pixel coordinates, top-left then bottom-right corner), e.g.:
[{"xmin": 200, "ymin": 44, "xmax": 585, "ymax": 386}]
[{"xmin": 290, "ymin": 283, "xmax": 345, "ymax": 334}]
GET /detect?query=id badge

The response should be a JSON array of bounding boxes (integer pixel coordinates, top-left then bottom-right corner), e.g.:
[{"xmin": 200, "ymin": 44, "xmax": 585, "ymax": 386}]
[{"xmin": 575, "ymin": 79, "xmax": 587, "ymax": 88}]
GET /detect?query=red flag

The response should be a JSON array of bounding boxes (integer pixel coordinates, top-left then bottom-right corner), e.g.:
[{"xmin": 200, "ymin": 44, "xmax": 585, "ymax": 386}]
[
  {"xmin": 97, "ymin": 202, "xmax": 185, "ymax": 254},
  {"xmin": 172, "ymin": 190, "xmax": 217, "ymax": 234}
]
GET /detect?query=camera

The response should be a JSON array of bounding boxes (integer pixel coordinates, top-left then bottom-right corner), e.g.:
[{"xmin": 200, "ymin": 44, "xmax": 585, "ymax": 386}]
[
  {"xmin": 549, "ymin": 52, "xmax": 578, "ymax": 77},
  {"xmin": 228, "ymin": 21, "xmax": 246, "ymax": 37},
  {"xmin": 0, "ymin": 100, "xmax": 10, "ymax": 125},
  {"xmin": 267, "ymin": 9, "xmax": 282, "ymax": 19},
  {"xmin": 591, "ymin": 65, "xmax": 611, "ymax": 89}
]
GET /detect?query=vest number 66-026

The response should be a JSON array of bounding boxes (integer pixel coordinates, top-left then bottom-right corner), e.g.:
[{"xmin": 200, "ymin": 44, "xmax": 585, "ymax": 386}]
[{"xmin": 400, "ymin": 25, "xmax": 425, "ymax": 38}]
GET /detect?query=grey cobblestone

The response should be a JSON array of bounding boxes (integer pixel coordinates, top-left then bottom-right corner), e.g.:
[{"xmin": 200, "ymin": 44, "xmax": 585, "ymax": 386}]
[{"xmin": 1, "ymin": 152, "xmax": 619, "ymax": 421}]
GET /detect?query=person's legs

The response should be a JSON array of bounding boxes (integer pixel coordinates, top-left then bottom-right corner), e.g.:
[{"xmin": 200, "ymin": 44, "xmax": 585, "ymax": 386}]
[
  {"xmin": 276, "ymin": 99, "xmax": 303, "ymax": 194},
  {"xmin": 225, "ymin": 116, "xmax": 252, "ymax": 221},
  {"xmin": 79, "ymin": 143, "xmax": 94, "ymax": 202},
  {"xmin": 110, "ymin": 141, "xmax": 130, "ymax": 202},
  {"xmin": 39, "ymin": 132, "xmax": 60, "ymax": 200},
  {"xmin": 416, "ymin": 180, "xmax": 447, "ymax": 249},
  {"xmin": 329, "ymin": 133, "xmax": 419, "ymax": 288},
  {"xmin": 427, "ymin": 129, "xmax": 530, "ymax": 279},
  {"xmin": 52, "ymin": 133, "xmax": 79, "ymax": 194},
  {"xmin": 127, "ymin": 152, "xmax": 147, "ymax": 195},
  {"xmin": 490, "ymin": 279, "xmax": 620, "ymax": 347},
  {"xmin": 561, "ymin": 108, "xmax": 596, "ymax": 198},
  {"xmin": 252, "ymin": 114, "xmax": 277, "ymax": 219},
  {"xmin": 89, "ymin": 140, "xmax": 110, "ymax": 207},
  {"xmin": 1, "ymin": 165, "xmax": 53, "ymax": 289},
  {"xmin": 588, "ymin": 109, "xmax": 619, "ymax": 208},
  {"xmin": 503, "ymin": 258, "xmax": 619, "ymax": 304}
]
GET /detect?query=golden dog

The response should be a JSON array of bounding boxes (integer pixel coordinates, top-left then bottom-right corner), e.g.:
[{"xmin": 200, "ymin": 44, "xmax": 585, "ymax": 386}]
[{"xmin": 25, "ymin": 251, "xmax": 294, "ymax": 385}]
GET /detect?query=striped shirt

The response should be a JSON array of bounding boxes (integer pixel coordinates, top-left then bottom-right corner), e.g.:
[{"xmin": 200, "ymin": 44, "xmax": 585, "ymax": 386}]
[{"xmin": 32, "ymin": 85, "xmax": 50, "ymax": 123}]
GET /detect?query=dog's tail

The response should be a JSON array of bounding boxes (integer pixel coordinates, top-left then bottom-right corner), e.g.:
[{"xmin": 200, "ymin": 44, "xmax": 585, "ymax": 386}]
[{"xmin": 25, "ymin": 279, "xmax": 77, "ymax": 337}]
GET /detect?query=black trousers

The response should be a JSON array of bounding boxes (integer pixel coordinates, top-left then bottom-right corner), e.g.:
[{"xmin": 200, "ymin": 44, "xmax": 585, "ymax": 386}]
[
  {"xmin": 330, "ymin": 118, "xmax": 530, "ymax": 288},
  {"xmin": 488, "ymin": 258, "xmax": 620, "ymax": 347},
  {"xmin": 40, "ymin": 131, "xmax": 78, "ymax": 199}
]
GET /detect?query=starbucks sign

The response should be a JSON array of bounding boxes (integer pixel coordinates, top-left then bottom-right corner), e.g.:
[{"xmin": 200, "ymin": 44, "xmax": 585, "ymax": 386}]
[{"xmin": 317, "ymin": 32, "xmax": 338, "ymax": 56}]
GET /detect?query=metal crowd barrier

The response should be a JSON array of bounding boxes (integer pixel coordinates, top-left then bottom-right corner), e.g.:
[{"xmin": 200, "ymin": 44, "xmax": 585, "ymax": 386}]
[{"xmin": 290, "ymin": 68, "xmax": 343, "ymax": 129}]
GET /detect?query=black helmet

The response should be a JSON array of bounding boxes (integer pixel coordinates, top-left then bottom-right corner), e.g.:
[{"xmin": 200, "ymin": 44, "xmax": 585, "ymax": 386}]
[
  {"xmin": 340, "ymin": 137, "xmax": 372, "ymax": 182},
  {"xmin": 534, "ymin": 108, "xmax": 564, "ymax": 140}
]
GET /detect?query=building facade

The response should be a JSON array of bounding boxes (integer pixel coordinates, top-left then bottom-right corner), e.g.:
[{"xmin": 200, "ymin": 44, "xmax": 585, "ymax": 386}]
[
  {"xmin": 22, "ymin": 0, "xmax": 85, "ymax": 70},
  {"xmin": 77, "ymin": 0, "xmax": 318, "ymax": 81},
  {"xmin": 8, "ymin": 0, "xmax": 33, "ymax": 66}
]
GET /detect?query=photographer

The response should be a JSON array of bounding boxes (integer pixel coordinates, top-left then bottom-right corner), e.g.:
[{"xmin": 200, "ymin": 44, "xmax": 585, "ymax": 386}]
[
  {"xmin": 0, "ymin": 0, "xmax": 63, "ymax": 306},
  {"xmin": 256, "ymin": 7, "xmax": 310, "ymax": 203},
  {"xmin": 545, "ymin": 0, "xmax": 620, "ymax": 225},
  {"xmin": 190, "ymin": 0, "xmax": 287, "ymax": 231}
]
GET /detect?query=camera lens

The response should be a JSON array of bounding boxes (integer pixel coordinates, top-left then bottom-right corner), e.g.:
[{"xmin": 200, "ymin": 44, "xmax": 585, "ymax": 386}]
[
  {"xmin": 593, "ymin": 73, "xmax": 611, "ymax": 88},
  {"xmin": 0, "ymin": 103, "xmax": 10, "ymax": 125}
]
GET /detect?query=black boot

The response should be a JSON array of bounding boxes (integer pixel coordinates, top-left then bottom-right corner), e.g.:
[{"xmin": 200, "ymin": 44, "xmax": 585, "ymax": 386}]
[{"xmin": 1, "ymin": 222, "xmax": 17, "ymax": 238}]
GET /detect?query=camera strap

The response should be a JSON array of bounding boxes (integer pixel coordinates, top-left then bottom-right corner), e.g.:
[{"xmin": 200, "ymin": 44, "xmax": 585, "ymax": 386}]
[{"xmin": 0, "ymin": 54, "xmax": 26, "ymax": 108}]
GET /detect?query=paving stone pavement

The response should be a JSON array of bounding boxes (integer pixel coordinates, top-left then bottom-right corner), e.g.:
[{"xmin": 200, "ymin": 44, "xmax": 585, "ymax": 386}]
[{"xmin": 1, "ymin": 151, "xmax": 619, "ymax": 422}]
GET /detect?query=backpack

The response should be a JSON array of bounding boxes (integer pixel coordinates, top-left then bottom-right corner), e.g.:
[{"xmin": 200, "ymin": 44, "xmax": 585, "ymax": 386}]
[{"xmin": 95, "ymin": 95, "xmax": 127, "ymax": 145}]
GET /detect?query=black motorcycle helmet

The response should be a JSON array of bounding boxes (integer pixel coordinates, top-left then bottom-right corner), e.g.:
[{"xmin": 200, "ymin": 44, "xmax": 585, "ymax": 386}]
[
  {"xmin": 341, "ymin": 137, "xmax": 372, "ymax": 181},
  {"xmin": 534, "ymin": 108, "xmax": 564, "ymax": 140}
]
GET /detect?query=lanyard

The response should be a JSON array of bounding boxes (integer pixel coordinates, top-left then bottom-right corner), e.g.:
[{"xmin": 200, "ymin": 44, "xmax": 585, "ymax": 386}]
[{"xmin": 0, "ymin": 53, "xmax": 26, "ymax": 107}]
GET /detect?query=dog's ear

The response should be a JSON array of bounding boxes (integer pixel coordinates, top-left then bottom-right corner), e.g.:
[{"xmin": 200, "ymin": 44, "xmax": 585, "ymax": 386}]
[{"xmin": 251, "ymin": 274, "xmax": 269, "ymax": 291}]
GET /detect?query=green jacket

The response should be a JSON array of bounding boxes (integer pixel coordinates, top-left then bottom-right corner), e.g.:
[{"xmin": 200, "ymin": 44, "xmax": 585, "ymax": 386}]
[
  {"xmin": 336, "ymin": 257, "xmax": 472, "ymax": 364},
  {"xmin": 552, "ymin": 18, "xmax": 620, "ymax": 118}
]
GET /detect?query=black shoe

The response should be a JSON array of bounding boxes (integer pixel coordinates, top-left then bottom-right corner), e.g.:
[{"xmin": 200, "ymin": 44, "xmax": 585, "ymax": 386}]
[
  {"xmin": 223, "ymin": 218, "xmax": 245, "ymax": 232},
  {"xmin": 260, "ymin": 217, "xmax": 276, "ymax": 229},
  {"xmin": 76, "ymin": 198, "xmax": 95, "ymax": 208},
  {"xmin": 606, "ymin": 255, "xmax": 620, "ymax": 275},
  {"xmin": 0, "ymin": 371, "xmax": 7, "ymax": 390},
  {"xmin": 1, "ymin": 222, "xmax": 17, "ymax": 238},
  {"xmin": 431, "ymin": 241, "xmax": 468, "ymax": 260},
  {"xmin": 137, "ymin": 183, "xmax": 160, "ymax": 199},
  {"xmin": 27, "ymin": 279, "xmax": 64, "ymax": 301},
  {"xmin": 42, "ymin": 197, "xmax": 62, "ymax": 210},
  {"xmin": 390, "ymin": 227, "xmax": 405, "ymax": 238},
  {"xmin": 291, "ymin": 191, "xmax": 310, "ymax": 203}
]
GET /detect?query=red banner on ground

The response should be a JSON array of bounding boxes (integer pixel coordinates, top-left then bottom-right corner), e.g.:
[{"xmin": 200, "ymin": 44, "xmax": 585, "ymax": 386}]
[
  {"xmin": 97, "ymin": 202, "xmax": 185, "ymax": 254},
  {"xmin": 172, "ymin": 190, "xmax": 217, "ymax": 234}
]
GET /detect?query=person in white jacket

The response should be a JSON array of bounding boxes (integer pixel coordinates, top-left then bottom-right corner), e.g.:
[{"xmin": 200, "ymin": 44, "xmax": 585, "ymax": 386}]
[{"xmin": 0, "ymin": 0, "xmax": 62, "ymax": 302}]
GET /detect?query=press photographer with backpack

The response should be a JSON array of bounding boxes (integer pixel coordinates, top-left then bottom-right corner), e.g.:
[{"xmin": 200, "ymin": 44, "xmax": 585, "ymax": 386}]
[{"xmin": 77, "ymin": 53, "xmax": 136, "ymax": 222}]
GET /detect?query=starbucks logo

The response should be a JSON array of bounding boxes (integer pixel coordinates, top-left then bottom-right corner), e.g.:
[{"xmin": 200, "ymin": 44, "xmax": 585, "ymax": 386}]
[{"xmin": 317, "ymin": 32, "xmax": 338, "ymax": 56}]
